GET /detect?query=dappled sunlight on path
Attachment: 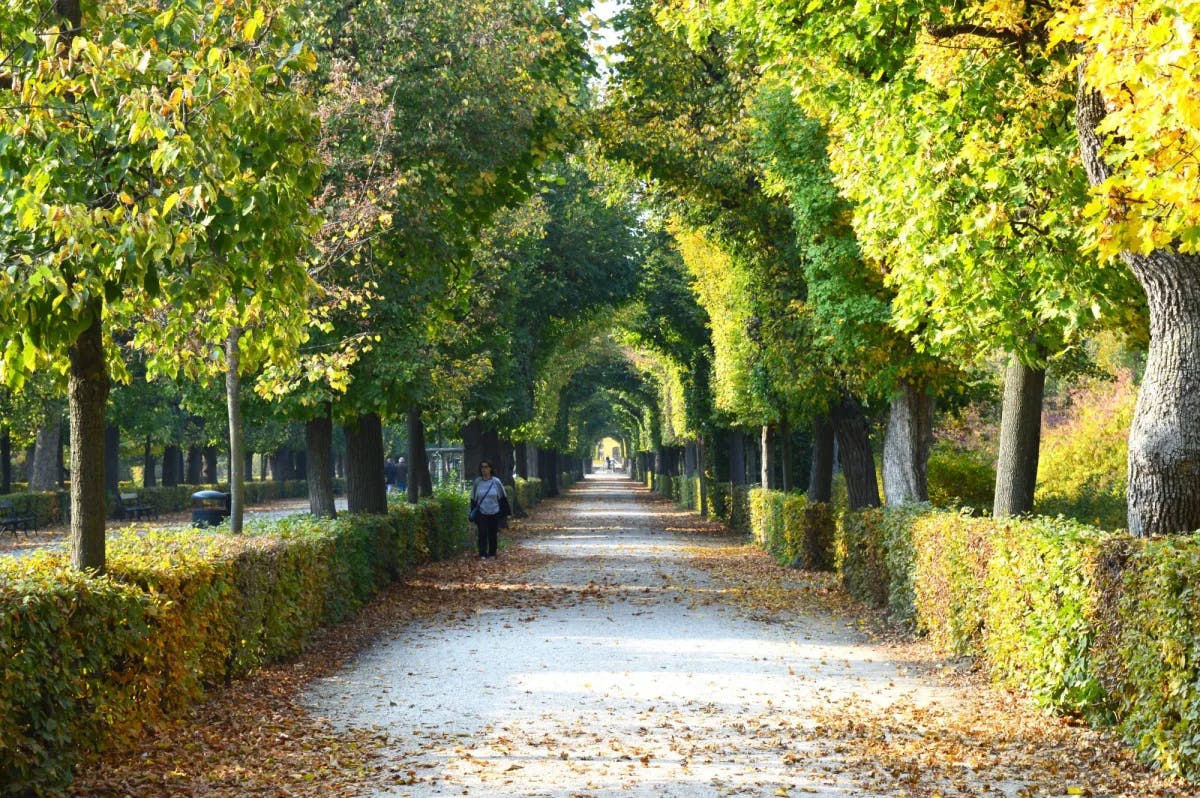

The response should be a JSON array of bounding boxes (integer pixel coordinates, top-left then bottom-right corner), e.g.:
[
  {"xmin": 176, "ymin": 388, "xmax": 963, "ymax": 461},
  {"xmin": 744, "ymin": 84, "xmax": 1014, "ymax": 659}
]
[
  {"xmin": 300, "ymin": 474, "xmax": 1187, "ymax": 798},
  {"xmin": 71, "ymin": 473, "xmax": 1190, "ymax": 796}
]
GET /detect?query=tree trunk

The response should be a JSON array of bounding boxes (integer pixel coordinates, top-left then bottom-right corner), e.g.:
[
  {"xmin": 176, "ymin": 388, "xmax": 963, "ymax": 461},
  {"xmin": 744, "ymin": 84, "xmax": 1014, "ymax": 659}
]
[
  {"xmin": 186, "ymin": 447, "xmax": 203, "ymax": 484},
  {"xmin": 761, "ymin": 425, "xmax": 774, "ymax": 489},
  {"xmin": 162, "ymin": 445, "xmax": 181, "ymax": 486},
  {"xmin": 540, "ymin": 449, "xmax": 559, "ymax": 497},
  {"xmin": 780, "ymin": 416, "xmax": 793, "ymax": 492},
  {"xmin": 698, "ymin": 436, "xmax": 708, "ymax": 519},
  {"xmin": 244, "ymin": 450, "xmax": 254, "ymax": 481},
  {"xmin": 526, "ymin": 443, "xmax": 539, "ymax": 478},
  {"xmin": 883, "ymin": 378, "xmax": 935, "ymax": 506},
  {"xmin": 406, "ymin": 406, "xmax": 431, "ymax": 503},
  {"xmin": 729, "ymin": 430, "xmax": 746, "ymax": 485},
  {"xmin": 344, "ymin": 413, "xmax": 387, "ymax": 514},
  {"xmin": 515, "ymin": 442, "xmax": 529, "ymax": 479},
  {"xmin": 808, "ymin": 414, "xmax": 835, "ymax": 503},
  {"xmin": 143, "ymin": 437, "xmax": 156, "ymax": 487},
  {"xmin": 1, "ymin": 428, "xmax": 10, "ymax": 495},
  {"xmin": 69, "ymin": 303, "xmax": 109, "ymax": 573},
  {"xmin": 306, "ymin": 404, "xmax": 337, "ymax": 519},
  {"xmin": 29, "ymin": 417, "xmax": 61, "ymax": 492},
  {"xmin": 226, "ymin": 328, "xmax": 245, "ymax": 533},
  {"xmin": 1077, "ymin": 70, "xmax": 1200, "ymax": 535},
  {"xmin": 103, "ymin": 425, "xmax": 120, "ymax": 501},
  {"xmin": 833, "ymin": 392, "xmax": 881, "ymax": 511},
  {"xmin": 992, "ymin": 357, "xmax": 1046, "ymax": 518},
  {"xmin": 203, "ymin": 446, "xmax": 219, "ymax": 484},
  {"xmin": 498, "ymin": 438, "xmax": 515, "ymax": 485}
]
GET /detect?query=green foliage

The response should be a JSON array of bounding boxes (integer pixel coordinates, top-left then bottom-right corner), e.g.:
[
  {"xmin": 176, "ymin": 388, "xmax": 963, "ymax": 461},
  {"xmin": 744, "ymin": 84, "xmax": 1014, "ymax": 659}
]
[
  {"xmin": 1036, "ymin": 374, "xmax": 1136, "ymax": 531},
  {"xmin": 910, "ymin": 511, "xmax": 995, "ymax": 657},
  {"xmin": 0, "ymin": 494, "xmax": 470, "ymax": 791},
  {"xmin": 1108, "ymin": 535, "xmax": 1200, "ymax": 778},
  {"xmin": 926, "ymin": 444, "xmax": 996, "ymax": 513},
  {"xmin": 748, "ymin": 488, "xmax": 835, "ymax": 571},
  {"xmin": 983, "ymin": 517, "xmax": 1109, "ymax": 714}
]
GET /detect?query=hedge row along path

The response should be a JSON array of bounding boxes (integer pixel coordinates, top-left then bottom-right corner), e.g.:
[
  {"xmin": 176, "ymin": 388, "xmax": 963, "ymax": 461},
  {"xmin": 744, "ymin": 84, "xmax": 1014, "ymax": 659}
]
[{"xmin": 74, "ymin": 474, "xmax": 1187, "ymax": 797}]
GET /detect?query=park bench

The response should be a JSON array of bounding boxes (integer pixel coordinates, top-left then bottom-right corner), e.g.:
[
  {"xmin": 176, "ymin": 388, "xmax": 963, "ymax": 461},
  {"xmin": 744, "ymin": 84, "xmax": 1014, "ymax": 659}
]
[
  {"xmin": 0, "ymin": 500, "xmax": 37, "ymax": 536},
  {"xmin": 119, "ymin": 492, "xmax": 157, "ymax": 521}
]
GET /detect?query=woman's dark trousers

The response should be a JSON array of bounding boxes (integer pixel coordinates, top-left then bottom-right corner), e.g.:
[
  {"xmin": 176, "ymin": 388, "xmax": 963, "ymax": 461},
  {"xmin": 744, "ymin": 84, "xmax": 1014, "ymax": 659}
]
[{"xmin": 476, "ymin": 513, "xmax": 500, "ymax": 557}]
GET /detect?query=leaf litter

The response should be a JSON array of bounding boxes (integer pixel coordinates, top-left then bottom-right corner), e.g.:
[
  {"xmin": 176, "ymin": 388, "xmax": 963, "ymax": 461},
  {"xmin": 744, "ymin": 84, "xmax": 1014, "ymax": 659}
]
[{"xmin": 72, "ymin": 481, "xmax": 1192, "ymax": 797}]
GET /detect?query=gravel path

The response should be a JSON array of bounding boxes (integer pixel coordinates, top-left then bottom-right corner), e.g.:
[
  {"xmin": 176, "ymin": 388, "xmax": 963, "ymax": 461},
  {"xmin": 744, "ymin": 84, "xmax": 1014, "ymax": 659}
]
[{"xmin": 303, "ymin": 475, "xmax": 1007, "ymax": 798}]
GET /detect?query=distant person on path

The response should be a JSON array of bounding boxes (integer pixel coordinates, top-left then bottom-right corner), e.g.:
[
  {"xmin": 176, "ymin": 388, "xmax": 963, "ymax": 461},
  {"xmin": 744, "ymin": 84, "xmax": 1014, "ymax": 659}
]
[
  {"xmin": 470, "ymin": 460, "xmax": 508, "ymax": 559},
  {"xmin": 605, "ymin": 457, "xmax": 612, "ymax": 471},
  {"xmin": 384, "ymin": 458, "xmax": 396, "ymax": 493},
  {"xmin": 395, "ymin": 456, "xmax": 408, "ymax": 494}
]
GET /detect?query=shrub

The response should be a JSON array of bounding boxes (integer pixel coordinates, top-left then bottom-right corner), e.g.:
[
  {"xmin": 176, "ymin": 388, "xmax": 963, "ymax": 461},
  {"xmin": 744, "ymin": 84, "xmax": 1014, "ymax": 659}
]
[
  {"xmin": 910, "ymin": 510, "xmax": 995, "ymax": 656},
  {"xmin": 926, "ymin": 445, "xmax": 995, "ymax": 513},
  {"xmin": 1035, "ymin": 374, "xmax": 1135, "ymax": 531},
  {"xmin": 838, "ymin": 507, "xmax": 890, "ymax": 608},
  {"xmin": 1106, "ymin": 534, "xmax": 1200, "ymax": 778},
  {"xmin": 983, "ymin": 516, "xmax": 1110, "ymax": 715},
  {"xmin": 0, "ymin": 494, "xmax": 471, "ymax": 793}
]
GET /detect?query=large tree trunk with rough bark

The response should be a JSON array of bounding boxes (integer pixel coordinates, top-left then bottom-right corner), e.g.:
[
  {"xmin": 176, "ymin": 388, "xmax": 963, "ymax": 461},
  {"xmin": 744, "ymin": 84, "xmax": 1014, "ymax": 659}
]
[
  {"xmin": 406, "ymin": 406, "xmax": 431, "ymax": 503},
  {"xmin": 833, "ymin": 393, "xmax": 881, "ymax": 511},
  {"xmin": 29, "ymin": 417, "xmax": 62, "ymax": 492},
  {"xmin": 1078, "ymin": 71, "xmax": 1200, "ymax": 535},
  {"xmin": 992, "ymin": 357, "xmax": 1045, "ymax": 519},
  {"xmin": 306, "ymin": 404, "xmax": 337, "ymax": 519},
  {"xmin": 226, "ymin": 329, "xmax": 245, "ymax": 533},
  {"xmin": 69, "ymin": 303, "xmax": 109, "ymax": 573},
  {"xmin": 883, "ymin": 379, "xmax": 935, "ymax": 506},
  {"xmin": 344, "ymin": 413, "xmax": 387, "ymax": 514},
  {"xmin": 808, "ymin": 414, "xmax": 835, "ymax": 503}
]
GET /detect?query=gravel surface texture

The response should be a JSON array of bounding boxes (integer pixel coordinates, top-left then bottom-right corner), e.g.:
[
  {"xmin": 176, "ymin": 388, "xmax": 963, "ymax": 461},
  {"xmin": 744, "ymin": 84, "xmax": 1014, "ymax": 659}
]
[{"xmin": 304, "ymin": 475, "xmax": 1006, "ymax": 797}]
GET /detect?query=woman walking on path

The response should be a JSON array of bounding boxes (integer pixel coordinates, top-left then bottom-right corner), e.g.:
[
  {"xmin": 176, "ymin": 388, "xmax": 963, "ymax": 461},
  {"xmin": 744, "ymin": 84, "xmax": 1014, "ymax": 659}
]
[{"xmin": 470, "ymin": 461, "xmax": 507, "ymax": 559}]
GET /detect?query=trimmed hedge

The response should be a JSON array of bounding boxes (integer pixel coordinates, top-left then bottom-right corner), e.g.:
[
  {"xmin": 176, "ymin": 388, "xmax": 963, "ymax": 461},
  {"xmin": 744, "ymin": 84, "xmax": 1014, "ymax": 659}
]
[
  {"xmin": 0, "ymin": 479, "xmax": 347, "ymax": 527},
  {"xmin": 831, "ymin": 503, "xmax": 1200, "ymax": 780},
  {"xmin": 0, "ymin": 492, "xmax": 470, "ymax": 794}
]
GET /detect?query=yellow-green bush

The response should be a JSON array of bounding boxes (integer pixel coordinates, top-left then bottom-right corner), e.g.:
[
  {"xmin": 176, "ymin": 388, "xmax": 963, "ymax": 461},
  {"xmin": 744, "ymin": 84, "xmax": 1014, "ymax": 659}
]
[
  {"xmin": 983, "ymin": 516, "xmax": 1110, "ymax": 715},
  {"xmin": 926, "ymin": 445, "xmax": 995, "ymax": 512},
  {"xmin": 0, "ymin": 492, "xmax": 470, "ymax": 793},
  {"xmin": 513, "ymin": 477, "xmax": 543, "ymax": 512},
  {"xmin": 910, "ymin": 511, "xmax": 995, "ymax": 657},
  {"xmin": 1035, "ymin": 374, "xmax": 1135, "ymax": 531},
  {"xmin": 1103, "ymin": 534, "xmax": 1200, "ymax": 778},
  {"xmin": 749, "ymin": 488, "xmax": 835, "ymax": 571}
]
